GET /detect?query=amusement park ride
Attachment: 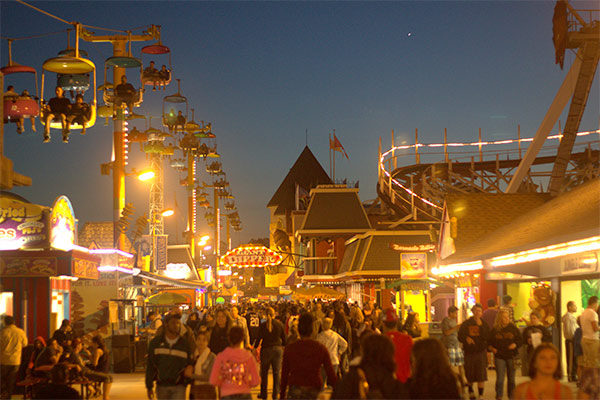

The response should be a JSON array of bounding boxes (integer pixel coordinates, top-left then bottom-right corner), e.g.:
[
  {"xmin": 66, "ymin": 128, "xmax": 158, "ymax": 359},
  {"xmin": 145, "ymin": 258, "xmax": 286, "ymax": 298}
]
[
  {"xmin": 1, "ymin": 7, "xmax": 243, "ymax": 273},
  {"xmin": 377, "ymin": 1, "xmax": 599, "ymax": 225}
]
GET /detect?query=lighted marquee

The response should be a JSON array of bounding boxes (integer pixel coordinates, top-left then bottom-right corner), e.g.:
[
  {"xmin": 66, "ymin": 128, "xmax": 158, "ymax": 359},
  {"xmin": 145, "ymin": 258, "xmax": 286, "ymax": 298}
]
[
  {"xmin": 50, "ymin": 196, "xmax": 76, "ymax": 251},
  {"xmin": 0, "ymin": 195, "xmax": 49, "ymax": 250},
  {"xmin": 221, "ymin": 245, "xmax": 283, "ymax": 268}
]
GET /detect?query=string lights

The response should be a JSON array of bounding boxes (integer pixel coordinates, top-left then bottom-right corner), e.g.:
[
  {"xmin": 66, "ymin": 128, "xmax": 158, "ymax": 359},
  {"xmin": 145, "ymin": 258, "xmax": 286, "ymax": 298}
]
[{"xmin": 379, "ymin": 129, "xmax": 600, "ymax": 208}]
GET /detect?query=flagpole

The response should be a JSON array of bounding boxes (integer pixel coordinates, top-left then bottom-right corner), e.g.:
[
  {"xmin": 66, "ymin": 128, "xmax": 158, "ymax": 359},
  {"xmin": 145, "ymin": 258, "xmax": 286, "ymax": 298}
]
[
  {"xmin": 329, "ymin": 132, "xmax": 332, "ymax": 179},
  {"xmin": 332, "ymin": 130, "xmax": 336, "ymax": 182}
]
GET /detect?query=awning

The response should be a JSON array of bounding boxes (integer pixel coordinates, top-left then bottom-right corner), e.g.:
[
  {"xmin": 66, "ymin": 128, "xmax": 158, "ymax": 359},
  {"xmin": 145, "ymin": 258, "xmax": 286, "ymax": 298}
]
[{"xmin": 137, "ymin": 270, "xmax": 209, "ymax": 289}]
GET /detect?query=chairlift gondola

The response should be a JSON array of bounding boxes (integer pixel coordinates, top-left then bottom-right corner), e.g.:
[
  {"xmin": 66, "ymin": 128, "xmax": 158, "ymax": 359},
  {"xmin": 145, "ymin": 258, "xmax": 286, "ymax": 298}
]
[
  {"xmin": 101, "ymin": 55, "xmax": 144, "ymax": 109},
  {"xmin": 141, "ymin": 43, "xmax": 171, "ymax": 90},
  {"xmin": 162, "ymin": 79, "xmax": 187, "ymax": 132},
  {"xmin": 40, "ymin": 53, "xmax": 97, "ymax": 131},
  {"xmin": 56, "ymin": 48, "xmax": 90, "ymax": 97},
  {"xmin": 2, "ymin": 40, "xmax": 40, "ymax": 134}
]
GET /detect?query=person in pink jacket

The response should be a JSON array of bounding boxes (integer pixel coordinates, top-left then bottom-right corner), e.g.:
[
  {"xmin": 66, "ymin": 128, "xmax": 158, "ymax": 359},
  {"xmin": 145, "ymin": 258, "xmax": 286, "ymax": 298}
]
[{"xmin": 209, "ymin": 326, "xmax": 260, "ymax": 399}]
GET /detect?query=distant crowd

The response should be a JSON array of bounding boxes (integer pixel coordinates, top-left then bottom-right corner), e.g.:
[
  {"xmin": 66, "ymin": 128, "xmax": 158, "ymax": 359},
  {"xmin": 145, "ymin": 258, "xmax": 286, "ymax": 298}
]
[{"xmin": 1, "ymin": 294, "xmax": 598, "ymax": 400}]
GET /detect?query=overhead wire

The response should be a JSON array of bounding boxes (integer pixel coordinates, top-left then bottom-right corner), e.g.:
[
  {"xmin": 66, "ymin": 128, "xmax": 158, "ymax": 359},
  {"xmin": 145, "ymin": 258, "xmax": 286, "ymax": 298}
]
[{"xmin": 0, "ymin": 28, "xmax": 70, "ymax": 41}]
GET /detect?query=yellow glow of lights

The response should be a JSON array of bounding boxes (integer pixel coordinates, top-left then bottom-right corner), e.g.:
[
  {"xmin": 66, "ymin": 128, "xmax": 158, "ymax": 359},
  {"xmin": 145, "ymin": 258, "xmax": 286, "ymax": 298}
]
[
  {"xmin": 138, "ymin": 170, "xmax": 155, "ymax": 181},
  {"xmin": 582, "ymin": 258, "xmax": 597, "ymax": 264},
  {"xmin": 431, "ymin": 261, "xmax": 484, "ymax": 275},
  {"xmin": 161, "ymin": 209, "xmax": 175, "ymax": 217},
  {"xmin": 490, "ymin": 236, "xmax": 600, "ymax": 267}
]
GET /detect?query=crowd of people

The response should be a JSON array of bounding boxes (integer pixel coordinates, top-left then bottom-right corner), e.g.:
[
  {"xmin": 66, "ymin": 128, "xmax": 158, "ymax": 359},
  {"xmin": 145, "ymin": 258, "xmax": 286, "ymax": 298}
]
[
  {"xmin": 139, "ymin": 295, "xmax": 599, "ymax": 400},
  {"xmin": 0, "ymin": 317, "xmax": 113, "ymax": 400},
  {"xmin": 2, "ymin": 295, "xmax": 598, "ymax": 400}
]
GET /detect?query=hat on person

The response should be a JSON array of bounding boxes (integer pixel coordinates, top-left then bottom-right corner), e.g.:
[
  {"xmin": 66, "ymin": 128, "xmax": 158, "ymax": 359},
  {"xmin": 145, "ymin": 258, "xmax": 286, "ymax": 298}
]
[{"xmin": 383, "ymin": 308, "xmax": 398, "ymax": 322}]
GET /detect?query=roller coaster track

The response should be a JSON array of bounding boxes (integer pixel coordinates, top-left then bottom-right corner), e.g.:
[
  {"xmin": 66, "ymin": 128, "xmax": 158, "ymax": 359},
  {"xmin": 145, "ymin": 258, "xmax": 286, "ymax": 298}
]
[{"xmin": 378, "ymin": 136, "xmax": 600, "ymax": 222}]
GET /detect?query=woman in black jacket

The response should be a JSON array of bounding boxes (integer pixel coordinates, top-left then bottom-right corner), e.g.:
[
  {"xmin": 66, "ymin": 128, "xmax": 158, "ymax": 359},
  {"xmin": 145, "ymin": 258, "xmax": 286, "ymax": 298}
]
[
  {"xmin": 488, "ymin": 310, "xmax": 523, "ymax": 400},
  {"xmin": 332, "ymin": 333, "xmax": 408, "ymax": 399}
]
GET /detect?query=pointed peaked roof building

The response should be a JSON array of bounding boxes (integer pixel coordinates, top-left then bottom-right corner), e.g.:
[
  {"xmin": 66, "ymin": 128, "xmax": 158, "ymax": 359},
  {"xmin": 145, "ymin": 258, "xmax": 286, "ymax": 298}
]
[{"xmin": 267, "ymin": 146, "xmax": 332, "ymax": 215}]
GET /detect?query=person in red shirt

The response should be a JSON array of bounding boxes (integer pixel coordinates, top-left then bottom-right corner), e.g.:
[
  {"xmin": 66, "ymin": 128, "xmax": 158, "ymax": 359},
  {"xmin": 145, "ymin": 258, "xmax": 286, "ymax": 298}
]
[
  {"xmin": 280, "ymin": 313, "xmax": 337, "ymax": 400},
  {"xmin": 382, "ymin": 308, "xmax": 413, "ymax": 383}
]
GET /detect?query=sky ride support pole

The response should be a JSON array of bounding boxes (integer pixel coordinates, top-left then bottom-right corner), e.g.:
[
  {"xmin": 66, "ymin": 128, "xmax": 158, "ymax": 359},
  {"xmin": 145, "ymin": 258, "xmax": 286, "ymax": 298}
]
[
  {"xmin": 112, "ymin": 38, "xmax": 127, "ymax": 250},
  {"xmin": 214, "ymin": 185, "xmax": 220, "ymax": 290},
  {"xmin": 187, "ymin": 150, "xmax": 196, "ymax": 259},
  {"xmin": 80, "ymin": 26, "xmax": 160, "ymax": 250}
]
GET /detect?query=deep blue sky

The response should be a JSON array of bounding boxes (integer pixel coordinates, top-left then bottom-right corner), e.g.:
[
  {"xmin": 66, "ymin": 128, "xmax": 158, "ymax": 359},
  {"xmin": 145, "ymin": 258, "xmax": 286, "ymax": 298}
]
[{"xmin": 2, "ymin": 1, "xmax": 599, "ymax": 246}]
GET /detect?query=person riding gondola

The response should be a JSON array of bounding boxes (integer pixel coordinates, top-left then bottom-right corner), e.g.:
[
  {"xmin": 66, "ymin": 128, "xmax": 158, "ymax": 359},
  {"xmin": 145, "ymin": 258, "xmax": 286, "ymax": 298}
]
[
  {"xmin": 114, "ymin": 75, "xmax": 136, "ymax": 114},
  {"xmin": 158, "ymin": 65, "xmax": 170, "ymax": 90},
  {"xmin": 43, "ymin": 86, "xmax": 71, "ymax": 143},
  {"xmin": 143, "ymin": 61, "xmax": 159, "ymax": 91},
  {"xmin": 68, "ymin": 94, "xmax": 91, "ymax": 135}
]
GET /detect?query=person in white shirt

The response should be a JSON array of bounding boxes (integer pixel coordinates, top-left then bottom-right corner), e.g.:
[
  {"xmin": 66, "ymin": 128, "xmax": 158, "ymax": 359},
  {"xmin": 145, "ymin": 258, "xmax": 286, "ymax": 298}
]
[
  {"xmin": 230, "ymin": 306, "xmax": 250, "ymax": 348},
  {"xmin": 561, "ymin": 301, "xmax": 578, "ymax": 381},
  {"xmin": 316, "ymin": 317, "xmax": 347, "ymax": 385},
  {"xmin": 1, "ymin": 316, "xmax": 28, "ymax": 399},
  {"xmin": 580, "ymin": 296, "xmax": 599, "ymax": 368}
]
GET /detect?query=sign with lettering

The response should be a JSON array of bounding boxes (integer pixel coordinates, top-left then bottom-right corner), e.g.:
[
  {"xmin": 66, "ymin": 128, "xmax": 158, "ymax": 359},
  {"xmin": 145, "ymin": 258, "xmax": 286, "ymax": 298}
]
[
  {"xmin": 390, "ymin": 244, "xmax": 436, "ymax": 252},
  {"xmin": 0, "ymin": 195, "xmax": 49, "ymax": 250},
  {"xmin": 221, "ymin": 245, "xmax": 283, "ymax": 268},
  {"xmin": 561, "ymin": 253, "xmax": 598, "ymax": 275},
  {"xmin": 154, "ymin": 235, "xmax": 168, "ymax": 271},
  {"xmin": 72, "ymin": 257, "xmax": 100, "ymax": 280},
  {"xmin": 0, "ymin": 256, "xmax": 58, "ymax": 276}
]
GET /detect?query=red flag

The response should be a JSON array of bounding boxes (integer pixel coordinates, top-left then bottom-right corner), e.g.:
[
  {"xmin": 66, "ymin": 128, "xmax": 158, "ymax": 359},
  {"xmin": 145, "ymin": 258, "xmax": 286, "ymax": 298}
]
[{"xmin": 330, "ymin": 134, "xmax": 349, "ymax": 159}]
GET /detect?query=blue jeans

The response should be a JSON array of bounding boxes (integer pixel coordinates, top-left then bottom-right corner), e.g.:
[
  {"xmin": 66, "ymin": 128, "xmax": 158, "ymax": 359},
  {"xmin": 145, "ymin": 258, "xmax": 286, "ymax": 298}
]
[
  {"xmin": 260, "ymin": 346, "xmax": 283, "ymax": 399},
  {"xmin": 156, "ymin": 384, "xmax": 187, "ymax": 400},
  {"xmin": 494, "ymin": 357, "xmax": 515, "ymax": 399}
]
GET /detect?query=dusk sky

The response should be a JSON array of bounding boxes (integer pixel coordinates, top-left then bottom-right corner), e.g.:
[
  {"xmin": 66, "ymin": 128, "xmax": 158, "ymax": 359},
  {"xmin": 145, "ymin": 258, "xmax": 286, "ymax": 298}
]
[{"xmin": 2, "ymin": 1, "xmax": 599, "ymax": 247}]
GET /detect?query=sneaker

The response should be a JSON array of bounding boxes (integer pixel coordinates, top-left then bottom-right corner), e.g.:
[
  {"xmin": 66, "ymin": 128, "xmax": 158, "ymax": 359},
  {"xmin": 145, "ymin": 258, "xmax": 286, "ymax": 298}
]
[
  {"xmin": 31, "ymin": 124, "xmax": 36, "ymax": 132},
  {"xmin": 63, "ymin": 135, "xmax": 69, "ymax": 143},
  {"xmin": 153, "ymin": 87, "xmax": 156, "ymax": 91},
  {"xmin": 17, "ymin": 127, "xmax": 24, "ymax": 134},
  {"xmin": 43, "ymin": 135, "xmax": 50, "ymax": 143}
]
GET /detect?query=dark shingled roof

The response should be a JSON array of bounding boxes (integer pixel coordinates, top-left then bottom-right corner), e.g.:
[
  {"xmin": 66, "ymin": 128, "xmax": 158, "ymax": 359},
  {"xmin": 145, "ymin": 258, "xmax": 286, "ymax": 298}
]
[
  {"xmin": 78, "ymin": 221, "xmax": 133, "ymax": 251},
  {"xmin": 339, "ymin": 232, "xmax": 434, "ymax": 274},
  {"xmin": 267, "ymin": 146, "xmax": 332, "ymax": 215},
  {"xmin": 300, "ymin": 189, "xmax": 371, "ymax": 232},
  {"xmin": 444, "ymin": 178, "xmax": 600, "ymax": 264},
  {"xmin": 445, "ymin": 192, "xmax": 550, "ymax": 252}
]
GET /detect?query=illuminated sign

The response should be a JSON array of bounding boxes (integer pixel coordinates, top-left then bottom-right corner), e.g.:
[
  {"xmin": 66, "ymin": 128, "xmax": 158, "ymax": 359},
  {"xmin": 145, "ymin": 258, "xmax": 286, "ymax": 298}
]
[
  {"xmin": 221, "ymin": 245, "xmax": 283, "ymax": 268},
  {"xmin": 390, "ymin": 244, "xmax": 436, "ymax": 252},
  {"xmin": 0, "ymin": 195, "xmax": 49, "ymax": 250},
  {"xmin": 50, "ymin": 196, "xmax": 76, "ymax": 251},
  {"xmin": 400, "ymin": 252, "xmax": 427, "ymax": 279},
  {"xmin": 0, "ymin": 257, "xmax": 58, "ymax": 276},
  {"xmin": 72, "ymin": 257, "xmax": 100, "ymax": 280}
]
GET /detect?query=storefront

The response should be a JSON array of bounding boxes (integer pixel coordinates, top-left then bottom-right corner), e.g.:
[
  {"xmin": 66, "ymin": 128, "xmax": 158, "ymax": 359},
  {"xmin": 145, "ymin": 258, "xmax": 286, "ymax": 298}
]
[{"xmin": 0, "ymin": 193, "xmax": 101, "ymax": 341}]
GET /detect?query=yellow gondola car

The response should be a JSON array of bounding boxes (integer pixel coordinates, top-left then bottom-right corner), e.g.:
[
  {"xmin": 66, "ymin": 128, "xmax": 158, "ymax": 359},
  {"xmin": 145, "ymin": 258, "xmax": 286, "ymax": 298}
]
[{"xmin": 40, "ymin": 56, "xmax": 97, "ymax": 130}]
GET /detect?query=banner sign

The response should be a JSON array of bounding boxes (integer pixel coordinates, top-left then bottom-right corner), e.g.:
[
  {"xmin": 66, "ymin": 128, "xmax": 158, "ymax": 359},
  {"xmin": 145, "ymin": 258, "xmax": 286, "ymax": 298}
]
[
  {"xmin": 0, "ymin": 195, "xmax": 49, "ymax": 250},
  {"xmin": 154, "ymin": 234, "xmax": 168, "ymax": 271},
  {"xmin": 221, "ymin": 244, "xmax": 283, "ymax": 268}
]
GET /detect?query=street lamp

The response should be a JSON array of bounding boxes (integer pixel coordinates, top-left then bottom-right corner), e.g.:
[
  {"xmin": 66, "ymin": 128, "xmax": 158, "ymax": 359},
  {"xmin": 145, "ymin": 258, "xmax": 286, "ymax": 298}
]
[
  {"xmin": 161, "ymin": 208, "xmax": 174, "ymax": 217},
  {"xmin": 137, "ymin": 170, "xmax": 155, "ymax": 181}
]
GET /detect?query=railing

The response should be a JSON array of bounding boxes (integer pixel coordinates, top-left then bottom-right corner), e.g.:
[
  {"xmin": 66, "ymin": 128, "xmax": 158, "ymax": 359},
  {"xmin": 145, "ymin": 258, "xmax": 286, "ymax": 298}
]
[{"xmin": 378, "ymin": 129, "xmax": 600, "ymax": 220}]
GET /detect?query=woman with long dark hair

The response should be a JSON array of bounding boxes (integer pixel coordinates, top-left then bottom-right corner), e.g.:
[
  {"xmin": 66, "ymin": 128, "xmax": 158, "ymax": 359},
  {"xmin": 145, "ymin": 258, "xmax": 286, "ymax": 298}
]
[
  {"xmin": 513, "ymin": 343, "xmax": 573, "ymax": 400},
  {"xmin": 89, "ymin": 335, "xmax": 112, "ymax": 400},
  {"xmin": 403, "ymin": 312, "xmax": 422, "ymax": 339},
  {"xmin": 409, "ymin": 338, "xmax": 462, "ymax": 399},
  {"xmin": 208, "ymin": 308, "xmax": 231, "ymax": 355},
  {"xmin": 332, "ymin": 333, "xmax": 408, "ymax": 399}
]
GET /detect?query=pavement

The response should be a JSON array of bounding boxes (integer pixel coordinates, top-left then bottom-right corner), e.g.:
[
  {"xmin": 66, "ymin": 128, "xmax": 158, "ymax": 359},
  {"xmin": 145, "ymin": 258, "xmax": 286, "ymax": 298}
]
[{"xmin": 14, "ymin": 368, "xmax": 580, "ymax": 400}]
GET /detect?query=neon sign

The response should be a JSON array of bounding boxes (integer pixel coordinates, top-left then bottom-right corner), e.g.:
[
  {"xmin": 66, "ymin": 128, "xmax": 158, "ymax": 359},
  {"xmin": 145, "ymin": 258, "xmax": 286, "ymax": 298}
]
[
  {"xmin": 50, "ymin": 196, "xmax": 75, "ymax": 251},
  {"xmin": 0, "ymin": 194, "xmax": 49, "ymax": 250},
  {"xmin": 221, "ymin": 245, "xmax": 283, "ymax": 268}
]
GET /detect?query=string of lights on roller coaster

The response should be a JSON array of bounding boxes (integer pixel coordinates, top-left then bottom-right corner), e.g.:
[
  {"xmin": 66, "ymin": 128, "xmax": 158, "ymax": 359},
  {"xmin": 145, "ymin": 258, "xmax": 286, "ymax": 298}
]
[{"xmin": 379, "ymin": 128, "xmax": 600, "ymax": 210}]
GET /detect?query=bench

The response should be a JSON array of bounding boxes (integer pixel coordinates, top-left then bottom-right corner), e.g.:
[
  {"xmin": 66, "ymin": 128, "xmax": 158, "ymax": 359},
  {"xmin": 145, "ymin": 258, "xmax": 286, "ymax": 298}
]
[{"xmin": 16, "ymin": 377, "xmax": 47, "ymax": 399}]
